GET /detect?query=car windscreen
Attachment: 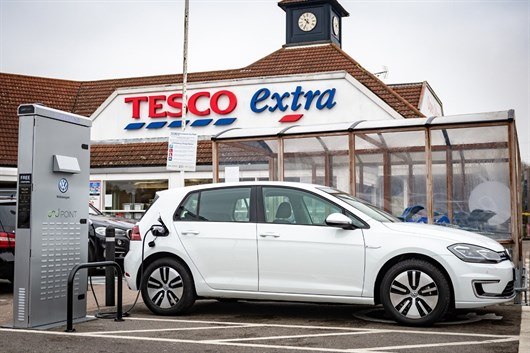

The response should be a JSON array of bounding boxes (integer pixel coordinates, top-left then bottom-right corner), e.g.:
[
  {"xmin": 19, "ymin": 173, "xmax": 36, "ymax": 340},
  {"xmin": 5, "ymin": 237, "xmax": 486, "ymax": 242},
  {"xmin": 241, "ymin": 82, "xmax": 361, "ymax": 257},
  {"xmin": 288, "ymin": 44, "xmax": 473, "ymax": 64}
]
[
  {"xmin": 0, "ymin": 203, "xmax": 16, "ymax": 233},
  {"xmin": 319, "ymin": 188, "xmax": 399, "ymax": 223}
]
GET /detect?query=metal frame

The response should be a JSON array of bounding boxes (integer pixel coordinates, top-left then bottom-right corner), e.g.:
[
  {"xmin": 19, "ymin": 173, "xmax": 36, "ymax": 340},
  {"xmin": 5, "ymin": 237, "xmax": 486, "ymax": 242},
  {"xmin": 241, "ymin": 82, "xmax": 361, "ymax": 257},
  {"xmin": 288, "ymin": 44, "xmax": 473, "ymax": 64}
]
[{"xmin": 211, "ymin": 113, "xmax": 521, "ymax": 261}]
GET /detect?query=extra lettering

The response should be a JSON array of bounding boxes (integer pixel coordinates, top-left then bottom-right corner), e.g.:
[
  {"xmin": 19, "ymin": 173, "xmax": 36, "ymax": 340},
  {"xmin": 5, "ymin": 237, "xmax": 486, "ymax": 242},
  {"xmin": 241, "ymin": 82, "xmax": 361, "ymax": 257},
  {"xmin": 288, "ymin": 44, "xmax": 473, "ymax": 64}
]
[{"xmin": 250, "ymin": 86, "xmax": 336, "ymax": 113}]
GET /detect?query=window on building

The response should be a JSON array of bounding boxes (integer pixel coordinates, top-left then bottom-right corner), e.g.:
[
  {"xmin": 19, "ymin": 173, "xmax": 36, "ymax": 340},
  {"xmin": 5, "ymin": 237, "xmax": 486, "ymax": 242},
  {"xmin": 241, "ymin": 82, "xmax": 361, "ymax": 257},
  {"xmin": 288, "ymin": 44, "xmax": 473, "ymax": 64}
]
[{"xmin": 105, "ymin": 179, "xmax": 168, "ymax": 219}]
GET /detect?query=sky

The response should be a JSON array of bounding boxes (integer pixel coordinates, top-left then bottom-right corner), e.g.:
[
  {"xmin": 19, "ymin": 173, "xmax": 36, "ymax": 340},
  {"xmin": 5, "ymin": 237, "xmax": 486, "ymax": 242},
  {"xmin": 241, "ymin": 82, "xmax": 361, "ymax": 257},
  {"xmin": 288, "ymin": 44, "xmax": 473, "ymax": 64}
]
[{"xmin": 1, "ymin": 0, "xmax": 529, "ymax": 161}]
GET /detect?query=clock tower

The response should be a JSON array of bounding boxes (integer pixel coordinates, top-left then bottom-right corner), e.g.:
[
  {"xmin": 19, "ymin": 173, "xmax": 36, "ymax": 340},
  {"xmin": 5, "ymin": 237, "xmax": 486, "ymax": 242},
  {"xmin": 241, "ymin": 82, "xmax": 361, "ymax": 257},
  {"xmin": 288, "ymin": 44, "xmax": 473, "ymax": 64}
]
[{"xmin": 279, "ymin": 0, "xmax": 349, "ymax": 47}]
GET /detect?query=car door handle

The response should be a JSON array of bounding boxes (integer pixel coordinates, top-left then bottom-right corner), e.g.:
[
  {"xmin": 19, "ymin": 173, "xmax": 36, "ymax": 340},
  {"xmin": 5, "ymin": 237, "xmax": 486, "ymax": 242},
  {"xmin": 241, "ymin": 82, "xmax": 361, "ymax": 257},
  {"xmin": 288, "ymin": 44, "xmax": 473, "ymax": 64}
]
[
  {"xmin": 181, "ymin": 230, "xmax": 200, "ymax": 236},
  {"xmin": 259, "ymin": 232, "xmax": 280, "ymax": 238}
]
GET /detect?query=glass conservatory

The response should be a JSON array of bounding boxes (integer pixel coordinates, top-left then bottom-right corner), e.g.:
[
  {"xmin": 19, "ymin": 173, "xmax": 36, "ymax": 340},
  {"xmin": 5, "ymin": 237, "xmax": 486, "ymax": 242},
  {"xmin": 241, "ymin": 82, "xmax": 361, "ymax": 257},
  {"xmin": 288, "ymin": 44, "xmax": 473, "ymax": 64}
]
[{"xmin": 212, "ymin": 110, "xmax": 523, "ymax": 263}]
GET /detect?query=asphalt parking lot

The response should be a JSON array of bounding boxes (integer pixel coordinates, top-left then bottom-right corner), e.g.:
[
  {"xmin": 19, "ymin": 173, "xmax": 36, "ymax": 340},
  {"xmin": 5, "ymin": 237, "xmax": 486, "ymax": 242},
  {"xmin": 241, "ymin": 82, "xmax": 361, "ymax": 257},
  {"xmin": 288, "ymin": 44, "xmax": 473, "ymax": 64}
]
[{"xmin": 0, "ymin": 278, "xmax": 526, "ymax": 353}]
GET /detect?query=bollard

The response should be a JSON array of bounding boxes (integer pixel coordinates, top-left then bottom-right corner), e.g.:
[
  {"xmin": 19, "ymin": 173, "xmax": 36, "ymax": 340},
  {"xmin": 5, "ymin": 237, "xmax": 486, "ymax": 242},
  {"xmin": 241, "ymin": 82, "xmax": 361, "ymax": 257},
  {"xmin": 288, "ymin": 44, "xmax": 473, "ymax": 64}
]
[{"xmin": 105, "ymin": 226, "xmax": 116, "ymax": 306}]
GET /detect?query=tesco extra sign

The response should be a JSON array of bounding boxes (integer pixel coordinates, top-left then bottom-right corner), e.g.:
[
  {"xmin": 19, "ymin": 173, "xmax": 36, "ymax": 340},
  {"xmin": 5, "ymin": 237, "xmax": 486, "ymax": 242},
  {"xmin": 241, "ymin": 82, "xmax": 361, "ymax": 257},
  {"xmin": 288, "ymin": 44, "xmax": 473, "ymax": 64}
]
[{"xmin": 123, "ymin": 85, "xmax": 337, "ymax": 131}]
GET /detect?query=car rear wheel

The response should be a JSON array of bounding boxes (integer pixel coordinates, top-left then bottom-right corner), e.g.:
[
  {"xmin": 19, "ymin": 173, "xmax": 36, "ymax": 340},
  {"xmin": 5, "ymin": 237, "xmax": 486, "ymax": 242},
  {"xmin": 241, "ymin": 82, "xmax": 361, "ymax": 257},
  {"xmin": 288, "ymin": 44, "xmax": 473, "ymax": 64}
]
[
  {"xmin": 141, "ymin": 258, "xmax": 195, "ymax": 315},
  {"xmin": 380, "ymin": 259, "xmax": 450, "ymax": 326}
]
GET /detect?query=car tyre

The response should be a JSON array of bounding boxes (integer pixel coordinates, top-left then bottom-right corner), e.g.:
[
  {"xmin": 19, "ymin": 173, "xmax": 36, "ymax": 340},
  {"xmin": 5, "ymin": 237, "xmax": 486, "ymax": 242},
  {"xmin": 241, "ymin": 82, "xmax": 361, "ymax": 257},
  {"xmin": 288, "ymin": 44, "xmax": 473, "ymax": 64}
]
[
  {"xmin": 141, "ymin": 258, "xmax": 196, "ymax": 315},
  {"xmin": 380, "ymin": 259, "xmax": 450, "ymax": 326}
]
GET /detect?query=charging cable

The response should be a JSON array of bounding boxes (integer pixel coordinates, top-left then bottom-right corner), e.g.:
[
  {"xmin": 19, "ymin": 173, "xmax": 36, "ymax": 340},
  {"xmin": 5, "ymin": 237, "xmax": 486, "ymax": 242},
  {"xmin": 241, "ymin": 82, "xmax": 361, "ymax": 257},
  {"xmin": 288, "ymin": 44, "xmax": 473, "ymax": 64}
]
[{"xmin": 88, "ymin": 225, "xmax": 152, "ymax": 318}]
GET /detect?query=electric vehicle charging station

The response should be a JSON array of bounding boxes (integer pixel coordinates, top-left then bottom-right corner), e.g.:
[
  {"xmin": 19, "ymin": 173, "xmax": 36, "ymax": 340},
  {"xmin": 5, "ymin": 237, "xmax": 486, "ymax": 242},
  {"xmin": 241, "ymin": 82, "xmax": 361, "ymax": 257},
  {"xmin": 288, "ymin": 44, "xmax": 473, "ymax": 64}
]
[{"xmin": 12, "ymin": 104, "xmax": 91, "ymax": 328}]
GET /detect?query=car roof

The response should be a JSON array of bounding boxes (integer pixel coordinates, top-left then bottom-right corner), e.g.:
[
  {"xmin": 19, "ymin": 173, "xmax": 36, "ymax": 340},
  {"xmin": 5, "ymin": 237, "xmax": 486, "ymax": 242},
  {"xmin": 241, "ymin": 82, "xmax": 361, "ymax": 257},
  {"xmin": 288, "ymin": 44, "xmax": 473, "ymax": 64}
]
[{"xmin": 156, "ymin": 181, "xmax": 331, "ymax": 198}]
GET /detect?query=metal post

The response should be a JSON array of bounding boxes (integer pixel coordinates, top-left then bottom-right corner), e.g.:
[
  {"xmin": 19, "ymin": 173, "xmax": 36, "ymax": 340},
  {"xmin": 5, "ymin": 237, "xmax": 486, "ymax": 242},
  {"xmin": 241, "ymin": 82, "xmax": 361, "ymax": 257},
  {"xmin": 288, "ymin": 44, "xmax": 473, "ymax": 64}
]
[
  {"xmin": 180, "ymin": 0, "xmax": 190, "ymax": 188},
  {"xmin": 105, "ymin": 226, "xmax": 115, "ymax": 306},
  {"xmin": 66, "ymin": 261, "xmax": 123, "ymax": 332}
]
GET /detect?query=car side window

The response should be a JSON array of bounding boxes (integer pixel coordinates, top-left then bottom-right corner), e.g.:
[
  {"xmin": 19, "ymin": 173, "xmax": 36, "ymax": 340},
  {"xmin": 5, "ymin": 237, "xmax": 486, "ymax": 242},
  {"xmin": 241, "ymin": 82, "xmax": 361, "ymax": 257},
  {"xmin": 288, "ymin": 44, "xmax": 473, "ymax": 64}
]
[
  {"xmin": 175, "ymin": 192, "xmax": 199, "ymax": 221},
  {"xmin": 198, "ymin": 187, "xmax": 251, "ymax": 223},
  {"xmin": 263, "ymin": 187, "xmax": 345, "ymax": 226},
  {"xmin": 301, "ymin": 194, "xmax": 342, "ymax": 225}
]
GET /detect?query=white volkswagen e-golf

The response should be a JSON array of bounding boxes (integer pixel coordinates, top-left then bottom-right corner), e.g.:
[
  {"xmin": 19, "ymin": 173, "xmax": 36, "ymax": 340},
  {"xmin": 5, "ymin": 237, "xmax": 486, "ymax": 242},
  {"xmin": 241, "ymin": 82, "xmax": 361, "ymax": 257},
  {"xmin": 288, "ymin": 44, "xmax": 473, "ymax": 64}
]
[{"xmin": 123, "ymin": 182, "xmax": 515, "ymax": 326}]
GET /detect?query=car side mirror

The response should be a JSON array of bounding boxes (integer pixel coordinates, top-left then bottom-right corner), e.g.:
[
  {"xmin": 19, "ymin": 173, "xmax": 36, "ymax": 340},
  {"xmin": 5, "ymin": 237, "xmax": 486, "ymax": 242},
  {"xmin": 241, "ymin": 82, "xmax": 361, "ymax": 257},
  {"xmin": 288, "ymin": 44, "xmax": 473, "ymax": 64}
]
[{"xmin": 325, "ymin": 213, "xmax": 355, "ymax": 230}]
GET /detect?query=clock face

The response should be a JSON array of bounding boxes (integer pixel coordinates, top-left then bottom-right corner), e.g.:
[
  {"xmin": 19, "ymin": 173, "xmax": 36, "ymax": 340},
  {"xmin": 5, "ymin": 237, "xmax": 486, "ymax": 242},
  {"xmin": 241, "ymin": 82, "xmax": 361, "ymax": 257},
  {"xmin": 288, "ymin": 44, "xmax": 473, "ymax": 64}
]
[
  {"xmin": 332, "ymin": 16, "xmax": 340, "ymax": 36},
  {"xmin": 298, "ymin": 12, "xmax": 317, "ymax": 32}
]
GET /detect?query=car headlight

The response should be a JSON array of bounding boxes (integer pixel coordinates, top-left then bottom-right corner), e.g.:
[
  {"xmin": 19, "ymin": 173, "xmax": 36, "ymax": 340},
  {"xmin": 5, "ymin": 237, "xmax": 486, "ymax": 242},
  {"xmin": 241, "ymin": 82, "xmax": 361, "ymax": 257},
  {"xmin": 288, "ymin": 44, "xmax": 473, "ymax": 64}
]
[
  {"xmin": 448, "ymin": 243, "xmax": 502, "ymax": 263},
  {"xmin": 95, "ymin": 227, "xmax": 127, "ymax": 237}
]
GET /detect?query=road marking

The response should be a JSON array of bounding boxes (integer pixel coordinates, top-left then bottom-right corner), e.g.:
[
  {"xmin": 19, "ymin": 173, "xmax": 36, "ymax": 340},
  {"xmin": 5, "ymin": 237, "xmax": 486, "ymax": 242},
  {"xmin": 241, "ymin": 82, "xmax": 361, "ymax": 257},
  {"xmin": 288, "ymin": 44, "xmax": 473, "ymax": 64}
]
[
  {"xmin": 0, "ymin": 316, "xmax": 519, "ymax": 353},
  {"xmin": 357, "ymin": 337, "xmax": 519, "ymax": 351},
  {"xmin": 80, "ymin": 324, "xmax": 255, "ymax": 336},
  {"xmin": 124, "ymin": 316, "xmax": 516, "ymax": 338},
  {"xmin": 520, "ymin": 306, "xmax": 530, "ymax": 353},
  {"xmin": 207, "ymin": 330, "xmax": 377, "ymax": 343}
]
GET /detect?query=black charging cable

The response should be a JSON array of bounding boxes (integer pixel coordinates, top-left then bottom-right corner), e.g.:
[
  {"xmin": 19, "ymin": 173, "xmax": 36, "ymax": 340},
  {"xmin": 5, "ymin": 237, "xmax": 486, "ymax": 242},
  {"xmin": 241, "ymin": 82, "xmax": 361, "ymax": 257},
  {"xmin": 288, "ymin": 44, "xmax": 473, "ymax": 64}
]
[{"xmin": 88, "ymin": 226, "xmax": 152, "ymax": 318}]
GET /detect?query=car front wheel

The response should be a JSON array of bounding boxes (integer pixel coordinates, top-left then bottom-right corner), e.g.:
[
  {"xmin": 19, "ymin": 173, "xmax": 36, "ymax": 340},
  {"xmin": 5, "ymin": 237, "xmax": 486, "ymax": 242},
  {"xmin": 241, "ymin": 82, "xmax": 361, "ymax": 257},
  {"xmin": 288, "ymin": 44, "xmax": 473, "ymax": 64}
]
[
  {"xmin": 380, "ymin": 259, "xmax": 450, "ymax": 326},
  {"xmin": 141, "ymin": 258, "xmax": 196, "ymax": 315}
]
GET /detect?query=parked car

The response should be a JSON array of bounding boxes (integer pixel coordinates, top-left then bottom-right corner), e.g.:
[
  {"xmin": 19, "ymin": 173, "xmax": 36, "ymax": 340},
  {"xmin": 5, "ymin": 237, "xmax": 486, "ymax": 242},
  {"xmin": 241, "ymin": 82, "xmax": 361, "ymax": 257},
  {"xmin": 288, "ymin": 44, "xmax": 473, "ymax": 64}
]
[
  {"xmin": 88, "ymin": 203, "xmax": 134, "ymax": 265},
  {"xmin": 124, "ymin": 182, "xmax": 515, "ymax": 326},
  {"xmin": 0, "ymin": 198, "xmax": 133, "ymax": 282},
  {"xmin": 0, "ymin": 197, "xmax": 16, "ymax": 282}
]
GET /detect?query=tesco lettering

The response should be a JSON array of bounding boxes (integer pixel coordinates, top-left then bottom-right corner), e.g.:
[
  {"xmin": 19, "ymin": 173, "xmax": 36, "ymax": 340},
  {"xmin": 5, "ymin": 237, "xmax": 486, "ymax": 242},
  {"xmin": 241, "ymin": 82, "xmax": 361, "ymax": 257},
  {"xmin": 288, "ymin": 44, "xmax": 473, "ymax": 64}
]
[
  {"xmin": 123, "ymin": 85, "xmax": 337, "ymax": 130},
  {"xmin": 125, "ymin": 90, "xmax": 238, "ymax": 118}
]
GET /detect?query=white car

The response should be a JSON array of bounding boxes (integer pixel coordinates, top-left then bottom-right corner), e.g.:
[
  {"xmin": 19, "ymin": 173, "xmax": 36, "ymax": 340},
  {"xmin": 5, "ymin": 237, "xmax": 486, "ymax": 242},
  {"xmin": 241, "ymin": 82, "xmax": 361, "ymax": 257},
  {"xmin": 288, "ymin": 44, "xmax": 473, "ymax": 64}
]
[{"xmin": 123, "ymin": 182, "xmax": 515, "ymax": 326}]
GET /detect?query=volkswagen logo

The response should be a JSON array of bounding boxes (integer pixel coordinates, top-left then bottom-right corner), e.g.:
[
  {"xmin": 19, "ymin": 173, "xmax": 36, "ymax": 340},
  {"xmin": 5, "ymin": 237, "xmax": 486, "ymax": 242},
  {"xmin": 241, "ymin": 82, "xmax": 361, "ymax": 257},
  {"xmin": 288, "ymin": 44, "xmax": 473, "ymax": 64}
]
[{"xmin": 58, "ymin": 178, "xmax": 69, "ymax": 193}]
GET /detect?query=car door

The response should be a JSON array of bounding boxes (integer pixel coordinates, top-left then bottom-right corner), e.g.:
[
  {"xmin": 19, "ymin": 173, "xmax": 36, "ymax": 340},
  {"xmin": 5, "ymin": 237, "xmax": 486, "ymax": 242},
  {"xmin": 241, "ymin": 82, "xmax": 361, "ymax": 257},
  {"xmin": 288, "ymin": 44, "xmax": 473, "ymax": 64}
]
[
  {"xmin": 174, "ymin": 186, "xmax": 258, "ymax": 291},
  {"xmin": 257, "ymin": 186, "xmax": 365, "ymax": 296}
]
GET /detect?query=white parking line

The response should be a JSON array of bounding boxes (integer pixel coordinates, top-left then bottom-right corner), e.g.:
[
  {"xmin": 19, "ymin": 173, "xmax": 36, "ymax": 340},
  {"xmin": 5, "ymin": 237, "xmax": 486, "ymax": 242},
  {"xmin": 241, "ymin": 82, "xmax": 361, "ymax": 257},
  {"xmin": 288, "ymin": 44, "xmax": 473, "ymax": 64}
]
[
  {"xmin": 519, "ymin": 306, "xmax": 530, "ymax": 353},
  {"xmin": 357, "ymin": 337, "xmax": 519, "ymax": 352},
  {"xmin": 81, "ymin": 324, "xmax": 255, "ymax": 336},
  {"xmin": 124, "ymin": 316, "xmax": 516, "ymax": 338},
  {"xmin": 0, "ymin": 317, "xmax": 520, "ymax": 353},
  {"xmin": 207, "ymin": 330, "xmax": 377, "ymax": 343}
]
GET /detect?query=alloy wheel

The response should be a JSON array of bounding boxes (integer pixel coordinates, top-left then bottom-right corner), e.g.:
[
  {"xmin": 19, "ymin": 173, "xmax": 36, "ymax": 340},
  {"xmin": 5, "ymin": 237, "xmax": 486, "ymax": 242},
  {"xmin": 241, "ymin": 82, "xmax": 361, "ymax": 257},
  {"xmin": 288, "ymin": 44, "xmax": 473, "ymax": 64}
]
[
  {"xmin": 389, "ymin": 270, "xmax": 439, "ymax": 319},
  {"xmin": 146, "ymin": 266, "xmax": 184, "ymax": 308}
]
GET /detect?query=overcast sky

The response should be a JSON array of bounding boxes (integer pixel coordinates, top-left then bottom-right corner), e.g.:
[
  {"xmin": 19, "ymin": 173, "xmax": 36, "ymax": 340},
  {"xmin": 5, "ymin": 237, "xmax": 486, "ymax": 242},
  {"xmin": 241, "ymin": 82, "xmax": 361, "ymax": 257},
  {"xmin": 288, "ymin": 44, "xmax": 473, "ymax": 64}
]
[{"xmin": 1, "ymin": 0, "xmax": 529, "ymax": 161}]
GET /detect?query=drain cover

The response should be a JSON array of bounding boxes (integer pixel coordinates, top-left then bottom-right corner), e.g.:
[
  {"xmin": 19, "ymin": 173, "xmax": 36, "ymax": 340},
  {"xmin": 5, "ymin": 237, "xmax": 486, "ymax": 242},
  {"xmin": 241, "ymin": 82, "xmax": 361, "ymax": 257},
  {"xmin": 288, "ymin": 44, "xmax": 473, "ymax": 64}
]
[{"xmin": 353, "ymin": 308, "xmax": 503, "ymax": 325}]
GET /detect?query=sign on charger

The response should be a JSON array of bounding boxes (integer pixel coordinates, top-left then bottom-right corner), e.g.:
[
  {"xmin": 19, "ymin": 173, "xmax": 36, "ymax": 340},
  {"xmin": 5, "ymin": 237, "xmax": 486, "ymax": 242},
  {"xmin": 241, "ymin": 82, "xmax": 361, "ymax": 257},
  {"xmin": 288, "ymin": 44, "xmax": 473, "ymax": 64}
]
[{"xmin": 167, "ymin": 131, "xmax": 198, "ymax": 171}]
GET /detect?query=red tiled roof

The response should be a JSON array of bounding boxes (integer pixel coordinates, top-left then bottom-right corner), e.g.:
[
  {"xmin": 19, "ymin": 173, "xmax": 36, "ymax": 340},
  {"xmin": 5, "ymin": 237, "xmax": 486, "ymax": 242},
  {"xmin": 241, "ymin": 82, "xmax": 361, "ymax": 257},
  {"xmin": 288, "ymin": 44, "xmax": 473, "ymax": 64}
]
[
  {"xmin": 90, "ymin": 141, "xmax": 213, "ymax": 168},
  {"xmin": 1, "ymin": 43, "xmax": 424, "ymax": 168},
  {"xmin": 0, "ymin": 73, "xmax": 81, "ymax": 167},
  {"xmin": 388, "ymin": 82, "xmax": 424, "ymax": 111},
  {"xmin": 73, "ymin": 44, "xmax": 423, "ymax": 120}
]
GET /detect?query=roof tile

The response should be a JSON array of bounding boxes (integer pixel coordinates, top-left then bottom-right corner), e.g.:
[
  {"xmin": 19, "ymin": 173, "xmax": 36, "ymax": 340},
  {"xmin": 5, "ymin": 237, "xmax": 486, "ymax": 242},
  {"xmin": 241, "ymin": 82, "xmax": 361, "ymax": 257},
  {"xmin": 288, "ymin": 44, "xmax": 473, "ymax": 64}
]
[{"xmin": 1, "ymin": 44, "xmax": 424, "ymax": 168}]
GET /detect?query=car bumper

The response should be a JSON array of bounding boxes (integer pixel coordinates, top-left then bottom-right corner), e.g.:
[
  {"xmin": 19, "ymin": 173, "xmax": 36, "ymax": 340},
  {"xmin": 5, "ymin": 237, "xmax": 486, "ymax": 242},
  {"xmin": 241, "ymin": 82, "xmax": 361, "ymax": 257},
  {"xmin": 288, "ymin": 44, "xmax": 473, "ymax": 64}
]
[
  {"xmin": 123, "ymin": 243, "xmax": 142, "ymax": 291},
  {"xmin": 441, "ymin": 255, "xmax": 516, "ymax": 308}
]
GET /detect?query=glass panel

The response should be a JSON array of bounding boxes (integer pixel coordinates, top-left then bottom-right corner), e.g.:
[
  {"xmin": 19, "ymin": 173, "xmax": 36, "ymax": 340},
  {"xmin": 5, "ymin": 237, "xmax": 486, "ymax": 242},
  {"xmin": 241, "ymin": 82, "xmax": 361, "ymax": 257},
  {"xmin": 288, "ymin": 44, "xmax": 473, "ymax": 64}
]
[
  {"xmin": 218, "ymin": 140, "xmax": 278, "ymax": 181},
  {"xmin": 431, "ymin": 126, "xmax": 511, "ymax": 240},
  {"xmin": 105, "ymin": 179, "xmax": 168, "ymax": 219},
  {"xmin": 355, "ymin": 130, "xmax": 426, "ymax": 218},
  {"xmin": 262, "ymin": 186, "xmax": 341, "ymax": 226},
  {"xmin": 284, "ymin": 134, "xmax": 349, "ymax": 188},
  {"xmin": 198, "ymin": 187, "xmax": 251, "ymax": 223},
  {"xmin": 175, "ymin": 192, "xmax": 199, "ymax": 221}
]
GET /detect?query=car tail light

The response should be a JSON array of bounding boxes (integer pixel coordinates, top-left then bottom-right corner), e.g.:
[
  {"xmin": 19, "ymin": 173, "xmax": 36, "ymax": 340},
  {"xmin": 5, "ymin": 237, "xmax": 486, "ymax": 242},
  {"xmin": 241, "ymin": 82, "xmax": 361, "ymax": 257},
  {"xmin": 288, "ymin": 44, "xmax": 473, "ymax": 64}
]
[
  {"xmin": 0, "ymin": 232, "xmax": 15, "ymax": 249},
  {"xmin": 130, "ymin": 225, "xmax": 142, "ymax": 241}
]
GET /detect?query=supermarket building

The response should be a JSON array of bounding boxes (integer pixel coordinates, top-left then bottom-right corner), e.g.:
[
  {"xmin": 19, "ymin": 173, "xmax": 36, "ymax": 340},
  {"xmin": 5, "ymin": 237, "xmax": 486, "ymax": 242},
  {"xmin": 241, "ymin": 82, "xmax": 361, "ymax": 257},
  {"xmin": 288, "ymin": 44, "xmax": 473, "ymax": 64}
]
[{"xmin": 1, "ymin": 0, "xmax": 522, "ymax": 259}]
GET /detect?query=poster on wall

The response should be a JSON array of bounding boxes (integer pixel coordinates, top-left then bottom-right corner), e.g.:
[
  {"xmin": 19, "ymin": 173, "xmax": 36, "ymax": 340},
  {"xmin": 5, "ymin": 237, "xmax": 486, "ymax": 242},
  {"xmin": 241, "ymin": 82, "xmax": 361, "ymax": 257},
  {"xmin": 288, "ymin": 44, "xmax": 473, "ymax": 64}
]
[
  {"xmin": 89, "ymin": 180, "xmax": 102, "ymax": 209},
  {"xmin": 167, "ymin": 131, "xmax": 198, "ymax": 171}
]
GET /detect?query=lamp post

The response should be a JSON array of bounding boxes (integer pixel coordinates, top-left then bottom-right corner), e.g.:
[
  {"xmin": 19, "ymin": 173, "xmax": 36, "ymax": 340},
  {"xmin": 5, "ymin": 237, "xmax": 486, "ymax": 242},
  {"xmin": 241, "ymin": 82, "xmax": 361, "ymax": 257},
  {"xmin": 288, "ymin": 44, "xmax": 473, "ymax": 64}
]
[{"xmin": 180, "ymin": 0, "xmax": 189, "ymax": 188}]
